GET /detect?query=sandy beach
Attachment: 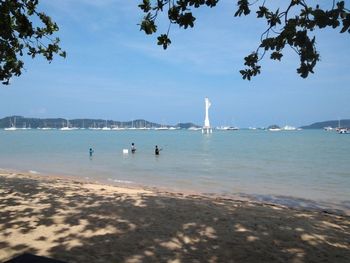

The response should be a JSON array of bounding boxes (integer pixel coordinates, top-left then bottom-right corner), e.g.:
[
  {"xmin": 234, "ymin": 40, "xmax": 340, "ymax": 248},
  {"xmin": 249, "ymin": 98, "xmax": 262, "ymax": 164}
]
[{"xmin": 0, "ymin": 172, "xmax": 349, "ymax": 263}]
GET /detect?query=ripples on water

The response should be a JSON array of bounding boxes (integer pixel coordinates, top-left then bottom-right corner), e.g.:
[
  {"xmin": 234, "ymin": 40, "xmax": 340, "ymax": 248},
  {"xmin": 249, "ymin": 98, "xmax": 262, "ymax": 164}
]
[{"xmin": 0, "ymin": 129, "xmax": 349, "ymax": 209}]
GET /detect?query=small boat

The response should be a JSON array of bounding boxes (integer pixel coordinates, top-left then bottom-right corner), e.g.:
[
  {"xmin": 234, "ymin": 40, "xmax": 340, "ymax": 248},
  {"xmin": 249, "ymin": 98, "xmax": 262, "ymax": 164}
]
[
  {"xmin": 282, "ymin": 125, "xmax": 297, "ymax": 131},
  {"xmin": 338, "ymin": 128, "xmax": 350, "ymax": 134},
  {"xmin": 216, "ymin": 126, "xmax": 239, "ymax": 131},
  {"xmin": 324, "ymin": 126, "xmax": 334, "ymax": 131},
  {"xmin": 268, "ymin": 128, "xmax": 281, "ymax": 132},
  {"xmin": 155, "ymin": 126, "xmax": 169, "ymax": 130},
  {"xmin": 112, "ymin": 126, "xmax": 125, "ymax": 130},
  {"xmin": 216, "ymin": 126, "xmax": 229, "ymax": 130},
  {"xmin": 60, "ymin": 119, "xmax": 75, "ymax": 131},
  {"xmin": 102, "ymin": 120, "xmax": 111, "ymax": 130},
  {"xmin": 4, "ymin": 117, "xmax": 17, "ymax": 131},
  {"xmin": 188, "ymin": 127, "xmax": 201, "ymax": 131}
]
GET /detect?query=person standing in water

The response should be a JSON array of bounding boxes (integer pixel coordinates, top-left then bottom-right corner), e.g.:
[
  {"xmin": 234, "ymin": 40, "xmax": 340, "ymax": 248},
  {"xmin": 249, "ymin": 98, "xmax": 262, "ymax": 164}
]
[
  {"xmin": 89, "ymin": 148, "xmax": 94, "ymax": 157},
  {"xmin": 155, "ymin": 145, "xmax": 161, "ymax": 155},
  {"xmin": 131, "ymin": 143, "xmax": 136, "ymax": 154}
]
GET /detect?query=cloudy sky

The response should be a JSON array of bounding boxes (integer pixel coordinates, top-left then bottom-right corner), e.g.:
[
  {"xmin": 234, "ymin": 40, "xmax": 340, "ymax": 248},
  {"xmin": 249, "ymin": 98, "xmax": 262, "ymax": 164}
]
[{"xmin": 1, "ymin": 0, "xmax": 349, "ymax": 127}]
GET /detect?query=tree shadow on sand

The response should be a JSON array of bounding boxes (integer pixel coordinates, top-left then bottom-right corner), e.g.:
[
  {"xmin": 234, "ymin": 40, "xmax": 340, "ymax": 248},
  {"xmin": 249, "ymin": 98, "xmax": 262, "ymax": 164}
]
[{"xmin": 0, "ymin": 174, "xmax": 349, "ymax": 263}]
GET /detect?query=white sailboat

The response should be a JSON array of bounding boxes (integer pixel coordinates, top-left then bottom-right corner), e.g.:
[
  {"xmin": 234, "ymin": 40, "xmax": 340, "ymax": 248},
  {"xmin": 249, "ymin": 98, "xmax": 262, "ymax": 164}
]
[
  {"xmin": 128, "ymin": 120, "xmax": 137, "ymax": 130},
  {"xmin": 155, "ymin": 126, "xmax": 169, "ymax": 130},
  {"xmin": 4, "ymin": 117, "xmax": 17, "ymax": 131},
  {"xmin": 89, "ymin": 122, "xmax": 100, "ymax": 130},
  {"xmin": 281, "ymin": 125, "xmax": 297, "ymax": 131},
  {"xmin": 268, "ymin": 128, "xmax": 281, "ymax": 131},
  {"xmin": 188, "ymin": 126, "xmax": 201, "ymax": 131},
  {"xmin": 102, "ymin": 120, "xmax": 111, "ymax": 130},
  {"xmin": 216, "ymin": 126, "xmax": 239, "ymax": 131},
  {"xmin": 60, "ymin": 119, "xmax": 74, "ymax": 131}
]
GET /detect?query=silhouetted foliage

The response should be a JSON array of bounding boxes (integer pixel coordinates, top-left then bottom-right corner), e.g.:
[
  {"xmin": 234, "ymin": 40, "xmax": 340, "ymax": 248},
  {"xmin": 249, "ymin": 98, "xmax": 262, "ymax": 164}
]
[
  {"xmin": 138, "ymin": 0, "xmax": 350, "ymax": 80},
  {"xmin": 0, "ymin": 0, "xmax": 65, "ymax": 85}
]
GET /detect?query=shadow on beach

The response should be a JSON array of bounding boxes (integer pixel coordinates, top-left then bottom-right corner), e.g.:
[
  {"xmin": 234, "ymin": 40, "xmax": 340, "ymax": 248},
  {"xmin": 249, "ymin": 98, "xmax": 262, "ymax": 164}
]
[{"xmin": 0, "ymin": 174, "xmax": 349, "ymax": 263}]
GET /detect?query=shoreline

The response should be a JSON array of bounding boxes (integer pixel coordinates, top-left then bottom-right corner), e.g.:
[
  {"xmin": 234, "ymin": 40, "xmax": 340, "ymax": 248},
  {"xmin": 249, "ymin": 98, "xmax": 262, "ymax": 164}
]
[
  {"xmin": 1, "ymin": 170, "xmax": 349, "ymax": 262},
  {"xmin": 1, "ymin": 167, "xmax": 349, "ymax": 216}
]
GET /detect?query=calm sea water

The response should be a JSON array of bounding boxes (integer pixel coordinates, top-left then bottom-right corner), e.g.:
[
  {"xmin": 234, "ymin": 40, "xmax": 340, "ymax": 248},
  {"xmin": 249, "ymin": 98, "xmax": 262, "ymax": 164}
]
[{"xmin": 1, "ymin": 129, "xmax": 349, "ymax": 211}]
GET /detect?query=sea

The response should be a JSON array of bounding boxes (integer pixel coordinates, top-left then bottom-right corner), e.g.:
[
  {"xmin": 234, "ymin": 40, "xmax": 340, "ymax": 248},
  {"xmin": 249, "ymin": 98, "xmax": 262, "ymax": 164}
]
[{"xmin": 1, "ymin": 129, "xmax": 349, "ymax": 213}]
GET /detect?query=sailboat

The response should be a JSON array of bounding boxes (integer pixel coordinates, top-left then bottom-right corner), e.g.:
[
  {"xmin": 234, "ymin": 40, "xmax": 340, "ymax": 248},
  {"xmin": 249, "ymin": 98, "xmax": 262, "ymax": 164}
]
[
  {"xmin": 60, "ymin": 119, "xmax": 74, "ymax": 131},
  {"xmin": 89, "ymin": 122, "xmax": 100, "ymax": 130},
  {"xmin": 102, "ymin": 120, "xmax": 111, "ymax": 130},
  {"xmin": 4, "ymin": 117, "xmax": 17, "ymax": 131},
  {"xmin": 128, "ymin": 120, "xmax": 137, "ymax": 130},
  {"xmin": 155, "ymin": 119, "xmax": 169, "ymax": 130},
  {"xmin": 20, "ymin": 122, "xmax": 31, "ymax": 130}
]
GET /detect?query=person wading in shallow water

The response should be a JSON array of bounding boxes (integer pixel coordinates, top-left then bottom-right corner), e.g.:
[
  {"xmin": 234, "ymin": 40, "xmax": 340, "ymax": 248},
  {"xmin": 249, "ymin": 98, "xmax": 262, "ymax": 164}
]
[
  {"xmin": 89, "ymin": 148, "xmax": 94, "ymax": 157},
  {"xmin": 155, "ymin": 145, "xmax": 162, "ymax": 155},
  {"xmin": 131, "ymin": 143, "xmax": 136, "ymax": 154}
]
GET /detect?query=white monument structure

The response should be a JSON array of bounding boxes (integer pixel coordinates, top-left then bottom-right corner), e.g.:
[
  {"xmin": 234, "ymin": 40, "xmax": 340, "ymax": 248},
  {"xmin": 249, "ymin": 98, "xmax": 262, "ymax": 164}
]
[{"xmin": 202, "ymin": 97, "xmax": 213, "ymax": 134}]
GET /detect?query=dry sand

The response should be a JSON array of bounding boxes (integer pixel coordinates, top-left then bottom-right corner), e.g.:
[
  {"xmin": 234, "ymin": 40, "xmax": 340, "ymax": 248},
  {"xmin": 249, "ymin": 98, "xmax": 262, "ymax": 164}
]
[{"xmin": 0, "ymin": 172, "xmax": 349, "ymax": 263}]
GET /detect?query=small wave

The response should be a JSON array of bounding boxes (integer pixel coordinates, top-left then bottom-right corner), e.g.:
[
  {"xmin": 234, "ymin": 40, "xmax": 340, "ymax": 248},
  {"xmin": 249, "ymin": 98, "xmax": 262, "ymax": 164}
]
[
  {"xmin": 29, "ymin": 170, "xmax": 40, "ymax": 174},
  {"xmin": 108, "ymin": 178, "xmax": 133, "ymax": 184}
]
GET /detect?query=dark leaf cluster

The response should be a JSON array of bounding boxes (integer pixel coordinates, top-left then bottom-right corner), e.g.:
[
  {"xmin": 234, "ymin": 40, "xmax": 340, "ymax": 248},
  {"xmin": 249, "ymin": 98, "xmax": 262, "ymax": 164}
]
[
  {"xmin": 138, "ymin": 0, "xmax": 218, "ymax": 50},
  {"xmin": 0, "ymin": 0, "xmax": 65, "ymax": 85},
  {"xmin": 139, "ymin": 0, "xmax": 350, "ymax": 80}
]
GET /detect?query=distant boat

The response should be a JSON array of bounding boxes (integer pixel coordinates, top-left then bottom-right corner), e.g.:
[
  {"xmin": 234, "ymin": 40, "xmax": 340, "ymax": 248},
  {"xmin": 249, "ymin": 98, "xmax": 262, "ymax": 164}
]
[
  {"xmin": 89, "ymin": 122, "xmax": 100, "ymax": 130},
  {"xmin": 4, "ymin": 117, "xmax": 17, "ymax": 131},
  {"xmin": 127, "ymin": 120, "xmax": 137, "ymax": 130},
  {"xmin": 155, "ymin": 126, "xmax": 169, "ymax": 130},
  {"xmin": 112, "ymin": 126, "xmax": 125, "ymax": 130},
  {"xmin": 102, "ymin": 120, "xmax": 111, "ymax": 130},
  {"xmin": 216, "ymin": 126, "xmax": 239, "ymax": 131},
  {"xmin": 188, "ymin": 127, "xmax": 201, "ymax": 131},
  {"xmin": 137, "ymin": 120, "xmax": 150, "ymax": 130},
  {"xmin": 60, "ymin": 119, "xmax": 74, "ymax": 131},
  {"xmin": 268, "ymin": 128, "xmax": 281, "ymax": 132},
  {"xmin": 20, "ymin": 122, "xmax": 32, "ymax": 130},
  {"xmin": 324, "ymin": 126, "xmax": 334, "ymax": 131},
  {"xmin": 4, "ymin": 126, "xmax": 17, "ymax": 131},
  {"xmin": 60, "ymin": 127, "xmax": 74, "ymax": 131},
  {"xmin": 338, "ymin": 128, "xmax": 350, "ymax": 134},
  {"xmin": 281, "ymin": 125, "xmax": 297, "ymax": 131}
]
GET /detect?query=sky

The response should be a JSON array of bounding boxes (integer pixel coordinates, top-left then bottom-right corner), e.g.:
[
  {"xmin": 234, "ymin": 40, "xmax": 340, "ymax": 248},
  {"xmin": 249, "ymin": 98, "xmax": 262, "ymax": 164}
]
[{"xmin": 0, "ymin": 0, "xmax": 349, "ymax": 128}]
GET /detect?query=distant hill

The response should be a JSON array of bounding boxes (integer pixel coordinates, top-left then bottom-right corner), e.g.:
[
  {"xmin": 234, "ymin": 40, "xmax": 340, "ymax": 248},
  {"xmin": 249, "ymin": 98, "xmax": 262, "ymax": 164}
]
[
  {"xmin": 300, "ymin": 119, "xmax": 350, "ymax": 129},
  {"xmin": 0, "ymin": 116, "xmax": 199, "ymax": 129}
]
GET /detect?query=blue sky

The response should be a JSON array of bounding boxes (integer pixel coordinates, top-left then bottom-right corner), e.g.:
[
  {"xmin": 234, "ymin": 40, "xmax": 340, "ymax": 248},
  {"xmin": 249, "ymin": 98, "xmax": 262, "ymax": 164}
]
[{"xmin": 0, "ymin": 0, "xmax": 349, "ymax": 127}]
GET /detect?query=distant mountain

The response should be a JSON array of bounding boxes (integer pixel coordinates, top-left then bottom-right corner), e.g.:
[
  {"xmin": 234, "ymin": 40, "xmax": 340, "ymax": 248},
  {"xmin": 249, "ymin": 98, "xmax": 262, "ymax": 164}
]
[
  {"xmin": 0, "ymin": 116, "xmax": 200, "ymax": 129},
  {"xmin": 300, "ymin": 119, "xmax": 350, "ymax": 129}
]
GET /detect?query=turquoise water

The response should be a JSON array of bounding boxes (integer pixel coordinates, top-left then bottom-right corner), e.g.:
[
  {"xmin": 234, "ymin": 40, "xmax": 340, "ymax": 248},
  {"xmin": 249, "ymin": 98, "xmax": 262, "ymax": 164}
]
[{"xmin": 0, "ymin": 129, "xmax": 349, "ymax": 210}]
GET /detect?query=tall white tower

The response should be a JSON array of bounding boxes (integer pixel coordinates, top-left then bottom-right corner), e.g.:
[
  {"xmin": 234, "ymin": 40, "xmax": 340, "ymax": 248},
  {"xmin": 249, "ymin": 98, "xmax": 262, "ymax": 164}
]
[{"xmin": 202, "ymin": 97, "xmax": 213, "ymax": 134}]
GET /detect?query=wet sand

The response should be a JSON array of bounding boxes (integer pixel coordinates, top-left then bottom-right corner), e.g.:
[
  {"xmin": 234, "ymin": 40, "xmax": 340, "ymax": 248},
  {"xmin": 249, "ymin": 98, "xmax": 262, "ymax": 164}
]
[{"xmin": 0, "ymin": 172, "xmax": 349, "ymax": 263}]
